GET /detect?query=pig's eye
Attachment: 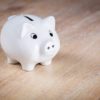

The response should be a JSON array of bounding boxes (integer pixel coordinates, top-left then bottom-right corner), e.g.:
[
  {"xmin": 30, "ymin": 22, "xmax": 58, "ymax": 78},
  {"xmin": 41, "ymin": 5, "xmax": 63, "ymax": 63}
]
[
  {"xmin": 49, "ymin": 33, "xmax": 53, "ymax": 37},
  {"xmin": 31, "ymin": 33, "xmax": 37, "ymax": 39}
]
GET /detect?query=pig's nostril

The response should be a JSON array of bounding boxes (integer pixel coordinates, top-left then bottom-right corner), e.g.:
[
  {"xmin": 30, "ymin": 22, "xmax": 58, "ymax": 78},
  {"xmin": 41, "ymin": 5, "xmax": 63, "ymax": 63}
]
[
  {"xmin": 52, "ymin": 45, "xmax": 55, "ymax": 48},
  {"xmin": 47, "ymin": 47, "xmax": 50, "ymax": 50}
]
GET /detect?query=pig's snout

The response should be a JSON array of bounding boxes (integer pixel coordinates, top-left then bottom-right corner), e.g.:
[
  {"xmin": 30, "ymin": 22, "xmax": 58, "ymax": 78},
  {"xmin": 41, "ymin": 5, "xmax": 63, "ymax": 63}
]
[
  {"xmin": 41, "ymin": 41, "xmax": 56, "ymax": 56},
  {"xmin": 45, "ymin": 42, "xmax": 55, "ymax": 52}
]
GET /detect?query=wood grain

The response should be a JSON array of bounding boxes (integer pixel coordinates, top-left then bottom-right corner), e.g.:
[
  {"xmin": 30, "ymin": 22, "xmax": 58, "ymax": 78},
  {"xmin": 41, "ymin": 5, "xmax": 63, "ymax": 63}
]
[{"xmin": 0, "ymin": 0, "xmax": 100, "ymax": 100}]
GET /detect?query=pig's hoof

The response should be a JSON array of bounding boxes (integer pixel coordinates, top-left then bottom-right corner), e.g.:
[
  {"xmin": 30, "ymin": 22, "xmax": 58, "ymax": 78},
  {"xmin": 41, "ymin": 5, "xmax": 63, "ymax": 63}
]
[
  {"xmin": 22, "ymin": 67, "xmax": 34, "ymax": 71},
  {"xmin": 7, "ymin": 57, "xmax": 18, "ymax": 64},
  {"xmin": 42, "ymin": 60, "xmax": 52, "ymax": 66},
  {"xmin": 22, "ymin": 64, "xmax": 35, "ymax": 71}
]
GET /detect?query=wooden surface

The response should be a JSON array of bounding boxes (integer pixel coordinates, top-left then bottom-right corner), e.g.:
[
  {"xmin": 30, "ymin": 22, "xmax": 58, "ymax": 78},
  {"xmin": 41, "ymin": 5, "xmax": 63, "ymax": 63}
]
[{"xmin": 0, "ymin": 0, "xmax": 100, "ymax": 100}]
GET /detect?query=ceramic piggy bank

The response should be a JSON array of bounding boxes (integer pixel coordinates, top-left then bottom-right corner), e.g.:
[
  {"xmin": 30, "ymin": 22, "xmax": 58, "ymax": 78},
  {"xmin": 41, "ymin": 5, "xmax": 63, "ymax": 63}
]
[{"xmin": 0, "ymin": 14, "xmax": 60, "ymax": 71}]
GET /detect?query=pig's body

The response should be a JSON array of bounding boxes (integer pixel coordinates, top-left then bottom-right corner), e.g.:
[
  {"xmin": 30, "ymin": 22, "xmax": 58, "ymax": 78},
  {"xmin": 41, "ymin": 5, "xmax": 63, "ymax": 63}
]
[{"xmin": 0, "ymin": 14, "xmax": 60, "ymax": 71}]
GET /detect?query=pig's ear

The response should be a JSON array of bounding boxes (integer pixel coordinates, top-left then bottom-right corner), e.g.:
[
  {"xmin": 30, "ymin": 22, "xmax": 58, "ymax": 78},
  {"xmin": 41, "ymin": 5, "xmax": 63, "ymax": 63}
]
[
  {"xmin": 44, "ymin": 16, "xmax": 55, "ymax": 29},
  {"xmin": 21, "ymin": 23, "xmax": 33, "ymax": 39}
]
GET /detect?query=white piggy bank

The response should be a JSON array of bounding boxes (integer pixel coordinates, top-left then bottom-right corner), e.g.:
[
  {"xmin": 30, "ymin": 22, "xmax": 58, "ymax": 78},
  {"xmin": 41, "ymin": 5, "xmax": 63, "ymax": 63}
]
[{"xmin": 0, "ymin": 14, "xmax": 60, "ymax": 71}]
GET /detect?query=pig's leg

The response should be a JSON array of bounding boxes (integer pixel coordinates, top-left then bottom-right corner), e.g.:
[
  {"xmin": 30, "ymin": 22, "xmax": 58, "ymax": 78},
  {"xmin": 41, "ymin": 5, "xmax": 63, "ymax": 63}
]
[
  {"xmin": 42, "ymin": 60, "xmax": 52, "ymax": 66},
  {"xmin": 21, "ymin": 62, "xmax": 36, "ymax": 71},
  {"xmin": 7, "ymin": 57, "xmax": 18, "ymax": 64}
]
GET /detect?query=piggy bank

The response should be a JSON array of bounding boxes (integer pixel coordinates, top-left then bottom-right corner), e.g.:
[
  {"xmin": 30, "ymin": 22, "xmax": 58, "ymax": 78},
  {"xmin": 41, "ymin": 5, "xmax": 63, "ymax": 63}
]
[{"xmin": 0, "ymin": 14, "xmax": 60, "ymax": 71}]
